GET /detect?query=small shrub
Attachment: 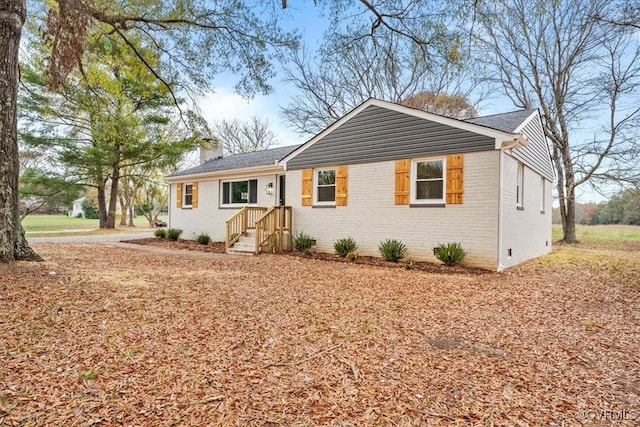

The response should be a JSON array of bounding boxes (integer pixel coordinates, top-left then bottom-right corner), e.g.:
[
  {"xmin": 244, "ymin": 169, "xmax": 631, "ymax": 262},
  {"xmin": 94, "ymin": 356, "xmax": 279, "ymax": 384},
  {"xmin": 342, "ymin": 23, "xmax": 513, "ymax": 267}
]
[
  {"xmin": 154, "ymin": 228, "xmax": 167, "ymax": 238},
  {"xmin": 75, "ymin": 212, "xmax": 83, "ymax": 218},
  {"xmin": 334, "ymin": 236, "xmax": 358, "ymax": 257},
  {"xmin": 293, "ymin": 231, "xmax": 315, "ymax": 252},
  {"xmin": 434, "ymin": 242, "xmax": 467, "ymax": 266},
  {"xmin": 166, "ymin": 228, "xmax": 183, "ymax": 241},
  {"xmin": 196, "ymin": 232, "xmax": 211, "ymax": 245},
  {"xmin": 378, "ymin": 238, "xmax": 408, "ymax": 262}
]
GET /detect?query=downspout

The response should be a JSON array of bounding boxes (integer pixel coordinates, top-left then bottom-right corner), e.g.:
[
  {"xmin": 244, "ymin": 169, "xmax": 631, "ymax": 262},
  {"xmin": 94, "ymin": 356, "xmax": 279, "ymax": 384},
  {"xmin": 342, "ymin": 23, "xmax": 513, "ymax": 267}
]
[
  {"xmin": 497, "ymin": 149, "xmax": 504, "ymax": 272},
  {"xmin": 497, "ymin": 137, "xmax": 525, "ymax": 272},
  {"xmin": 167, "ymin": 183, "xmax": 172, "ymax": 228}
]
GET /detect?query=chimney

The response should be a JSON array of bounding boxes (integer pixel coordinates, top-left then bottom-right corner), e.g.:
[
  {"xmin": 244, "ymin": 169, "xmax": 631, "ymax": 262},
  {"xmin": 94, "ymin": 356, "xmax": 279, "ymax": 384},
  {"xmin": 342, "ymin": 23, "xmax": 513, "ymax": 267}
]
[{"xmin": 199, "ymin": 138, "xmax": 223, "ymax": 165}]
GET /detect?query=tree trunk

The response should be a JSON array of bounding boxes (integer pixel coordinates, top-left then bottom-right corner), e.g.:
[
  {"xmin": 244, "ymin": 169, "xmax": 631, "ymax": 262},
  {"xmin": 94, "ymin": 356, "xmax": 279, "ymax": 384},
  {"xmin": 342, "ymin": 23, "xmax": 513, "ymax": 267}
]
[
  {"xmin": 564, "ymin": 188, "xmax": 577, "ymax": 243},
  {"xmin": 97, "ymin": 181, "xmax": 108, "ymax": 228},
  {"xmin": 127, "ymin": 201, "xmax": 135, "ymax": 227},
  {"xmin": 104, "ymin": 166, "xmax": 119, "ymax": 228},
  {"xmin": 0, "ymin": 0, "xmax": 42, "ymax": 262},
  {"xmin": 118, "ymin": 193, "xmax": 127, "ymax": 226}
]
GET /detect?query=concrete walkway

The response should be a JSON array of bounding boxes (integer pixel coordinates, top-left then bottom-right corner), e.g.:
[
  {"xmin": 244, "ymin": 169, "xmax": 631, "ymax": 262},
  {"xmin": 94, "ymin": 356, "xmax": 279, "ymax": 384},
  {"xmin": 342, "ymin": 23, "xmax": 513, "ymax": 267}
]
[
  {"xmin": 27, "ymin": 230, "xmax": 231, "ymax": 258},
  {"xmin": 27, "ymin": 230, "xmax": 155, "ymax": 244}
]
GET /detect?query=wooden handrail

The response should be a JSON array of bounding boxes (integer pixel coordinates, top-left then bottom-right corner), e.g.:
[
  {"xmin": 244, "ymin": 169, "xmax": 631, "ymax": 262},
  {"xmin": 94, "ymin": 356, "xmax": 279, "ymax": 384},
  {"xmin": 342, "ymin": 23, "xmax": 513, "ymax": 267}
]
[
  {"xmin": 254, "ymin": 206, "xmax": 292, "ymax": 254},
  {"xmin": 225, "ymin": 206, "xmax": 268, "ymax": 249}
]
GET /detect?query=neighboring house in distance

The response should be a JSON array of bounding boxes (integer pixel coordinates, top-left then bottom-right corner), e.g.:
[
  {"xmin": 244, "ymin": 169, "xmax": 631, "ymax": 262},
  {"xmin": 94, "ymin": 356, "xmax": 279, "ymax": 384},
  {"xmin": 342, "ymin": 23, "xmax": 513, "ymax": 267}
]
[
  {"xmin": 68, "ymin": 197, "xmax": 86, "ymax": 217},
  {"xmin": 165, "ymin": 98, "xmax": 554, "ymax": 271}
]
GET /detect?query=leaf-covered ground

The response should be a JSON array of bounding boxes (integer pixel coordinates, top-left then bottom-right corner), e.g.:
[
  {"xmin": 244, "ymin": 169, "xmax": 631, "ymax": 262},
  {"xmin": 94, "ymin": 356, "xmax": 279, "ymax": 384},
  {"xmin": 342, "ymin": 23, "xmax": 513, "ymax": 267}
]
[{"xmin": 1, "ymin": 241, "xmax": 638, "ymax": 426}]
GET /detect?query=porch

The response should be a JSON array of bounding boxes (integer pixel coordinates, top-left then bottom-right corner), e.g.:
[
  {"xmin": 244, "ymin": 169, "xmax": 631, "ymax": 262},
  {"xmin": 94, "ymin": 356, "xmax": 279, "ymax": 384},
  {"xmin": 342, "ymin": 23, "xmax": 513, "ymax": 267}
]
[{"xmin": 225, "ymin": 206, "xmax": 293, "ymax": 254}]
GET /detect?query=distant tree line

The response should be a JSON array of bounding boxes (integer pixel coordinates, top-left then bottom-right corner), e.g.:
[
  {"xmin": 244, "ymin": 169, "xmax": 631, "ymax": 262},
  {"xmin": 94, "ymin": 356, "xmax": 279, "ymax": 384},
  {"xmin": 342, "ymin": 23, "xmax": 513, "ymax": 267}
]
[{"xmin": 553, "ymin": 189, "xmax": 640, "ymax": 226}]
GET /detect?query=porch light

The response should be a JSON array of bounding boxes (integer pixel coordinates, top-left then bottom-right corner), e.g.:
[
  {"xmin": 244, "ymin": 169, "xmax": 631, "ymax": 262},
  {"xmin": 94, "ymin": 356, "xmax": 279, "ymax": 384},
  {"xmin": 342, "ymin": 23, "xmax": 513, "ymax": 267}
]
[{"xmin": 265, "ymin": 182, "xmax": 274, "ymax": 196}]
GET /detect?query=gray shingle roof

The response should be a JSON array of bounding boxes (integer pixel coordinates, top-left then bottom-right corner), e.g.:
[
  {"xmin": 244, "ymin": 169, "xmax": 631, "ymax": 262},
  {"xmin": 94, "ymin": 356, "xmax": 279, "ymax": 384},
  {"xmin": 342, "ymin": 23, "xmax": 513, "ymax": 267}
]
[
  {"xmin": 168, "ymin": 145, "xmax": 300, "ymax": 178},
  {"xmin": 465, "ymin": 109, "xmax": 537, "ymax": 133}
]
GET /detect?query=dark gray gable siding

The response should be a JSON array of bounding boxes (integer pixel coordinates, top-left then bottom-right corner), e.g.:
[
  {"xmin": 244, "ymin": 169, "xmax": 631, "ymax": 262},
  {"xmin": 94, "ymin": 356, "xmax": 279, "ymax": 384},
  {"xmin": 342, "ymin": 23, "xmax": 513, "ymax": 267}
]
[
  {"xmin": 510, "ymin": 114, "xmax": 555, "ymax": 180},
  {"xmin": 285, "ymin": 105, "xmax": 495, "ymax": 170}
]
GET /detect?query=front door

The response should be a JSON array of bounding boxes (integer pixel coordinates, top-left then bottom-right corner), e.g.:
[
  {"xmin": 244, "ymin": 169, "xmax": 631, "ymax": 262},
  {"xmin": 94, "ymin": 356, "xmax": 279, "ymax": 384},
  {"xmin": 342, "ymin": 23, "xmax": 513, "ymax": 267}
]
[{"xmin": 278, "ymin": 174, "xmax": 286, "ymax": 206}]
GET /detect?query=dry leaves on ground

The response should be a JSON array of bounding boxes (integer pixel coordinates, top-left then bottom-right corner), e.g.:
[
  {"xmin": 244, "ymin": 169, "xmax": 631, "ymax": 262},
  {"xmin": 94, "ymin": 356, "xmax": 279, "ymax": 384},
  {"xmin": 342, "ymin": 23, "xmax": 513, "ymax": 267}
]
[{"xmin": 0, "ymin": 241, "xmax": 638, "ymax": 426}]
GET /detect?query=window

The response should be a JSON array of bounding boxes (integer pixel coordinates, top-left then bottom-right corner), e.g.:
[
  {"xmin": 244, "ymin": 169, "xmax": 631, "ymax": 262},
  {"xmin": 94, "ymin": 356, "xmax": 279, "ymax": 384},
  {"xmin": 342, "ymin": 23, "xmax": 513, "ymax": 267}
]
[
  {"xmin": 411, "ymin": 158, "xmax": 445, "ymax": 204},
  {"xmin": 222, "ymin": 179, "xmax": 257, "ymax": 205},
  {"xmin": 315, "ymin": 169, "xmax": 336, "ymax": 204},
  {"xmin": 516, "ymin": 162, "xmax": 524, "ymax": 209},
  {"xmin": 540, "ymin": 177, "xmax": 546, "ymax": 213},
  {"xmin": 183, "ymin": 184, "xmax": 193, "ymax": 207}
]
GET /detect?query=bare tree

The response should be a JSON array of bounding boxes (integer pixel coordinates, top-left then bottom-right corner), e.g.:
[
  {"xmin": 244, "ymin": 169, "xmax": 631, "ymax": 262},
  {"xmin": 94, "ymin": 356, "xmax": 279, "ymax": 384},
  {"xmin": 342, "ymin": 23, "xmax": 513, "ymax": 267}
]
[
  {"xmin": 213, "ymin": 117, "xmax": 276, "ymax": 154},
  {"xmin": 475, "ymin": 0, "xmax": 640, "ymax": 243},
  {"xmin": 281, "ymin": 25, "xmax": 479, "ymax": 135}
]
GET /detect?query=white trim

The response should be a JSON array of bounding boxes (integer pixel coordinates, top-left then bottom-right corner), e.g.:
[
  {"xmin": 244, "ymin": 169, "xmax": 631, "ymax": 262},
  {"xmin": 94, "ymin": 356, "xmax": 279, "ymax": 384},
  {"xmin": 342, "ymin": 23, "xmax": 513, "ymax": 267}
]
[
  {"xmin": 164, "ymin": 164, "xmax": 283, "ymax": 184},
  {"xmin": 182, "ymin": 182, "xmax": 193, "ymax": 208},
  {"xmin": 220, "ymin": 178, "xmax": 257, "ymax": 207},
  {"xmin": 410, "ymin": 157, "xmax": 446, "ymax": 205},
  {"xmin": 313, "ymin": 167, "xmax": 337, "ymax": 206}
]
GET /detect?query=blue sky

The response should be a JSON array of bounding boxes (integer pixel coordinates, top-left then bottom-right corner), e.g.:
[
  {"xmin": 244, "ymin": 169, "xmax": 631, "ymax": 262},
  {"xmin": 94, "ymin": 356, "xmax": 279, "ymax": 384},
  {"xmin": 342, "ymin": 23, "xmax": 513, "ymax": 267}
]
[{"xmin": 197, "ymin": 2, "xmax": 329, "ymax": 148}]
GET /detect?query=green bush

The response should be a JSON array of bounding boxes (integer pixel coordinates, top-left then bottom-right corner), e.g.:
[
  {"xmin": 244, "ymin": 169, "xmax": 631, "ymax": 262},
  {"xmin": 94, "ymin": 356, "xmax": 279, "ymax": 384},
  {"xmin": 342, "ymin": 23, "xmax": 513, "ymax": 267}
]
[
  {"xmin": 293, "ymin": 231, "xmax": 315, "ymax": 251},
  {"xmin": 154, "ymin": 228, "xmax": 167, "ymax": 238},
  {"xmin": 334, "ymin": 236, "xmax": 358, "ymax": 257},
  {"xmin": 434, "ymin": 242, "xmax": 467, "ymax": 266},
  {"xmin": 81, "ymin": 198, "xmax": 99, "ymax": 219},
  {"xmin": 166, "ymin": 228, "xmax": 183, "ymax": 241},
  {"xmin": 378, "ymin": 238, "xmax": 408, "ymax": 262},
  {"xmin": 196, "ymin": 233, "xmax": 211, "ymax": 245}
]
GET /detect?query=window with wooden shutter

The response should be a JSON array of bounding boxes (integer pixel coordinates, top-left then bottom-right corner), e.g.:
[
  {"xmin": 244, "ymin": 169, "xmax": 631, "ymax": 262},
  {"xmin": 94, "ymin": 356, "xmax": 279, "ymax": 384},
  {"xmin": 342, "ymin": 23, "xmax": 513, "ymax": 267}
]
[
  {"xmin": 176, "ymin": 183, "xmax": 183, "ymax": 208},
  {"xmin": 446, "ymin": 154, "xmax": 464, "ymax": 204},
  {"xmin": 395, "ymin": 160, "xmax": 410, "ymax": 205},
  {"xmin": 336, "ymin": 166, "xmax": 348, "ymax": 206},
  {"xmin": 301, "ymin": 169, "xmax": 313, "ymax": 206},
  {"xmin": 191, "ymin": 182, "xmax": 199, "ymax": 208}
]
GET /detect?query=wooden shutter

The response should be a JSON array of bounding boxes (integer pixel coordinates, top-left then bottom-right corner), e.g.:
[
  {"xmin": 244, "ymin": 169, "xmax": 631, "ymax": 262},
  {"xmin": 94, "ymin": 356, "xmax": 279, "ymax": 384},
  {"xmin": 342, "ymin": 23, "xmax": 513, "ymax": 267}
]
[
  {"xmin": 249, "ymin": 179, "xmax": 257, "ymax": 204},
  {"xmin": 394, "ymin": 160, "xmax": 410, "ymax": 205},
  {"xmin": 176, "ymin": 183, "xmax": 183, "ymax": 208},
  {"xmin": 191, "ymin": 182, "xmax": 199, "ymax": 208},
  {"xmin": 336, "ymin": 166, "xmax": 348, "ymax": 206},
  {"xmin": 446, "ymin": 154, "xmax": 464, "ymax": 204},
  {"xmin": 301, "ymin": 169, "xmax": 313, "ymax": 206},
  {"xmin": 222, "ymin": 182, "xmax": 230, "ymax": 204}
]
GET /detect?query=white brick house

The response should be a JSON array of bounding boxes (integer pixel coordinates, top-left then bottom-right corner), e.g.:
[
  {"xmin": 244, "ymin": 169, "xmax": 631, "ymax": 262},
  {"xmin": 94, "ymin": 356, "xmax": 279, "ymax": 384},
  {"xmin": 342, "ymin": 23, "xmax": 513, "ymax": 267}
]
[{"xmin": 165, "ymin": 98, "xmax": 554, "ymax": 271}]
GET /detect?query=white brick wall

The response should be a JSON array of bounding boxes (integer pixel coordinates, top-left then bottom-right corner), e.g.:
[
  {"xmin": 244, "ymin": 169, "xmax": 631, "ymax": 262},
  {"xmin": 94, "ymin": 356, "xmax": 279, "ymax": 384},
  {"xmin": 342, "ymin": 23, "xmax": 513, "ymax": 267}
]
[
  {"xmin": 169, "ymin": 173, "xmax": 281, "ymax": 242},
  {"xmin": 499, "ymin": 153, "xmax": 552, "ymax": 269},
  {"xmin": 287, "ymin": 151, "xmax": 501, "ymax": 269}
]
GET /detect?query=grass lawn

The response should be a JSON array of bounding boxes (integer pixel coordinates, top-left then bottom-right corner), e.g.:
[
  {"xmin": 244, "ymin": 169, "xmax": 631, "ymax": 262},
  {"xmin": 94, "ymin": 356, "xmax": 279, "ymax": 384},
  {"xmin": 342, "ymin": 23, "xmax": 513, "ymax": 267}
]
[
  {"xmin": 22, "ymin": 214, "xmax": 167, "ymax": 236},
  {"xmin": 1, "ymin": 232, "xmax": 638, "ymax": 425},
  {"xmin": 552, "ymin": 223, "xmax": 640, "ymax": 242}
]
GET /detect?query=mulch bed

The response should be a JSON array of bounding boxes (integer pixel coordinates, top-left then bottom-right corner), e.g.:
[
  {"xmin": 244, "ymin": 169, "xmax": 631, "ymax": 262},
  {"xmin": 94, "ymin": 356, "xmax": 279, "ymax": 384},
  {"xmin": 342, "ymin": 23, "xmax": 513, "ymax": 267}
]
[
  {"xmin": 122, "ymin": 238, "xmax": 490, "ymax": 276},
  {"xmin": 121, "ymin": 237, "xmax": 227, "ymax": 253}
]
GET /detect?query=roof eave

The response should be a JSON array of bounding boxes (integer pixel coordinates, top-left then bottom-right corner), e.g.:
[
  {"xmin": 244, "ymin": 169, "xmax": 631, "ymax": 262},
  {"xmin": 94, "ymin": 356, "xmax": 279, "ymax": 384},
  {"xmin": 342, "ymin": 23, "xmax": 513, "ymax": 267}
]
[
  {"xmin": 498, "ymin": 134, "xmax": 530, "ymax": 150},
  {"xmin": 164, "ymin": 164, "xmax": 284, "ymax": 183}
]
